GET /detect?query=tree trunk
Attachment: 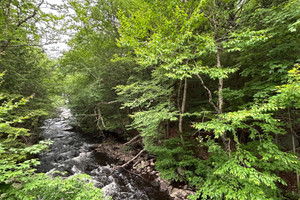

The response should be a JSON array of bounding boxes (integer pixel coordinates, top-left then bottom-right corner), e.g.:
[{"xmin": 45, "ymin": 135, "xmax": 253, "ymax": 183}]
[
  {"xmin": 216, "ymin": 49, "xmax": 230, "ymax": 151},
  {"xmin": 216, "ymin": 50, "xmax": 223, "ymax": 114},
  {"xmin": 179, "ymin": 78, "xmax": 188, "ymax": 134}
]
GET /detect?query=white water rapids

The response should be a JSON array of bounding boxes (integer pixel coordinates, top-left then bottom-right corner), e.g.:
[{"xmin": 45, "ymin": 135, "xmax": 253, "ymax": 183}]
[{"xmin": 37, "ymin": 107, "xmax": 170, "ymax": 200}]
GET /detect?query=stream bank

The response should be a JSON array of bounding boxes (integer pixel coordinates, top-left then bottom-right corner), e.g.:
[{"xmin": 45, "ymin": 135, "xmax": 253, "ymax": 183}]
[{"xmin": 96, "ymin": 139, "xmax": 196, "ymax": 200}]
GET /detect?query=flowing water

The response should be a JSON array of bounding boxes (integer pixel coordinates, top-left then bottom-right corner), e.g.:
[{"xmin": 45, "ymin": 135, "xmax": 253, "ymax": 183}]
[{"xmin": 37, "ymin": 107, "xmax": 170, "ymax": 200}]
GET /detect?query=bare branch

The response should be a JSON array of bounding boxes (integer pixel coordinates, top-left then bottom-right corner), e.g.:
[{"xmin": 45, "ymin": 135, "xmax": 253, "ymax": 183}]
[
  {"xmin": 121, "ymin": 149, "xmax": 145, "ymax": 168},
  {"xmin": 16, "ymin": 0, "xmax": 44, "ymax": 28},
  {"xmin": 97, "ymin": 100, "xmax": 118, "ymax": 105},
  {"xmin": 124, "ymin": 134, "xmax": 141, "ymax": 146},
  {"xmin": 95, "ymin": 104, "xmax": 106, "ymax": 129},
  {"xmin": 196, "ymin": 73, "xmax": 219, "ymax": 113},
  {"xmin": 6, "ymin": 44, "xmax": 42, "ymax": 48}
]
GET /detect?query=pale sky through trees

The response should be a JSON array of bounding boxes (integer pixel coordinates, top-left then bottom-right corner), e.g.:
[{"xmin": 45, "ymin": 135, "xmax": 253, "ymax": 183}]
[{"xmin": 41, "ymin": 0, "xmax": 71, "ymax": 58}]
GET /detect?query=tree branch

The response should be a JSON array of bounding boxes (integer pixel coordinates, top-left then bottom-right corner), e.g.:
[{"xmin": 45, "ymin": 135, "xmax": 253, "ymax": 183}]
[
  {"xmin": 16, "ymin": 0, "xmax": 44, "ymax": 28},
  {"xmin": 196, "ymin": 73, "xmax": 219, "ymax": 113},
  {"xmin": 124, "ymin": 134, "xmax": 141, "ymax": 146},
  {"xmin": 97, "ymin": 100, "xmax": 118, "ymax": 105},
  {"xmin": 121, "ymin": 149, "xmax": 145, "ymax": 168}
]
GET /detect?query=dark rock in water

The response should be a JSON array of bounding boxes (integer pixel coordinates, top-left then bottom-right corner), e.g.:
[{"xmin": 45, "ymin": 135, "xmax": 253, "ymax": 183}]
[{"xmin": 37, "ymin": 107, "xmax": 171, "ymax": 200}]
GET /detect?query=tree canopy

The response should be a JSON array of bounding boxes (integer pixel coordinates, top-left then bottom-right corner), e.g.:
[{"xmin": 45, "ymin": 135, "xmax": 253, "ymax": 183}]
[{"xmin": 1, "ymin": 0, "xmax": 300, "ymax": 199}]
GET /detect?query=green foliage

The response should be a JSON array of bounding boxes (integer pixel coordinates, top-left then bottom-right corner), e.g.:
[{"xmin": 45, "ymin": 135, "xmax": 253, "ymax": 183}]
[
  {"xmin": 0, "ymin": 72, "xmax": 106, "ymax": 200},
  {"xmin": 150, "ymin": 137, "xmax": 205, "ymax": 186},
  {"xmin": 0, "ymin": 173, "xmax": 107, "ymax": 200},
  {"xmin": 229, "ymin": 0, "xmax": 300, "ymax": 105},
  {"xmin": 191, "ymin": 66, "xmax": 300, "ymax": 199},
  {"xmin": 115, "ymin": 1, "xmax": 300, "ymax": 198},
  {"xmin": 0, "ymin": 90, "xmax": 51, "ymax": 184},
  {"xmin": 116, "ymin": 71, "xmax": 177, "ymax": 147},
  {"xmin": 0, "ymin": 0, "xmax": 42, "ymax": 53},
  {"xmin": 189, "ymin": 138, "xmax": 299, "ymax": 200},
  {"xmin": 117, "ymin": 0, "xmax": 237, "ymax": 80},
  {"xmin": 0, "ymin": 1, "xmax": 107, "ymax": 199},
  {"xmin": 129, "ymin": 103, "xmax": 177, "ymax": 148},
  {"xmin": 54, "ymin": 0, "xmax": 300, "ymax": 199},
  {"xmin": 59, "ymin": 0, "xmax": 136, "ymax": 133}
]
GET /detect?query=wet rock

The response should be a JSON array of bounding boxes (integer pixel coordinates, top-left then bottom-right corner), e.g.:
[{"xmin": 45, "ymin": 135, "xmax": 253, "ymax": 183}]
[
  {"xmin": 150, "ymin": 161, "xmax": 155, "ymax": 166},
  {"xmin": 167, "ymin": 186, "xmax": 173, "ymax": 194},
  {"xmin": 39, "ymin": 108, "xmax": 172, "ymax": 199},
  {"xmin": 159, "ymin": 180, "xmax": 169, "ymax": 192},
  {"xmin": 141, "ymin": 160, "xmax": 149, "ymax": 168},
  {"xmin": 170, "ymin": 188, "xmax": 184, "ymax": 198},
  {"xmin": 150, "ymin": 171, "xmax": 157, "ymax": 176},
  {"xmin": 141, "ymin": 171, "xmax": 147, "ymax": 176},
  {"xmin": 136, "ymin": 168, "xmax": 142, "ymax": 173},
  {"xmin": 146, "ymin": 166, "xmax": 151, "ymax": 172},
  {"xmin": 186, "ymin": 190, "xmax": 196, "ymax": 196}
]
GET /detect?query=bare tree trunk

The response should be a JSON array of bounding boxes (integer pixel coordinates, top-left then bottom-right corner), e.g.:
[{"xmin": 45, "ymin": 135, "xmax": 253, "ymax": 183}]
[
  {"xmin": 211, "ymin": 2, "xmax": 230, "ymax": 151},
  {"xmin": 97, "ymin": 105, "xmax": 107, "ymax": 129},
  {"xmin": 216, "ymin": 50, "xmax": 223, "ymax": 114},
  {"xmin": 179, "ymin": 78, "xmax": 188, "ymax": 134},
  {"xmin": 177, "ymin": 80, "xmax": 182, "ymax": 115},
  {"xmin": 216, "ymin": 48, "xmax": 230, "ymax": 151}
]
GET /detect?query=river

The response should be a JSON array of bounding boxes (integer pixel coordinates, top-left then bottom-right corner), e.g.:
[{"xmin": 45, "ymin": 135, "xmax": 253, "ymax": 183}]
[{"xmin": 37, "ymin": 107, "xmax": 171, "ymax": 200}]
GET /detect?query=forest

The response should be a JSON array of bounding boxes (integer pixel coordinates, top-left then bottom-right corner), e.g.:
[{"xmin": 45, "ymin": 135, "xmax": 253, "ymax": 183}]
[{"xmin": 0, "ymin": 0, "xmax": 300, "ymax": 199}]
